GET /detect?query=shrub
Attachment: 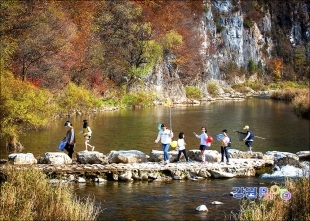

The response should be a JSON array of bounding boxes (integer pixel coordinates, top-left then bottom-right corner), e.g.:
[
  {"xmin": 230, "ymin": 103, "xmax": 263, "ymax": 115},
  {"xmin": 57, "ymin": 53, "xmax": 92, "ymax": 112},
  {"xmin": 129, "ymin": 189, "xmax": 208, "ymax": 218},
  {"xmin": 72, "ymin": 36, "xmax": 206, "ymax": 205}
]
[
  {"xmin": 243, "ymin": 19, "xmax": 254, "ymax": 28},
  {"xmin": 0, "ymin": 71, "xmax": 54, "ymax": 153},
  {"xmin": 57, "ymin": 82, "xmax": 102, "ymax": 112},
  {"xmin": 185, "ymin": 86, "xmax": 202, "ymax": 99},
  {"xmin": 246, "ymin": 81, "xmax": 268, "ymax": 91},
  {"xmin": 231, "ymin": 84, "xmax": 251, "ymax": 93},
  {"xmin": 0, "ymin": 165, "xmax": 100, "ymax": 220},
  {"xmin": 207, "ymin": 81, "xmax": 220, "ymax": 96},
  {"xmin": 216, "ymin": 25, "xmax": 225, "ymax": 33},
  {"xmin": 121, "ymin": 91, "xmax": 156, "ymax": 107},
  {"xmin": 292, "ymin": 89, "xmax": 310, "ymax": 118}
]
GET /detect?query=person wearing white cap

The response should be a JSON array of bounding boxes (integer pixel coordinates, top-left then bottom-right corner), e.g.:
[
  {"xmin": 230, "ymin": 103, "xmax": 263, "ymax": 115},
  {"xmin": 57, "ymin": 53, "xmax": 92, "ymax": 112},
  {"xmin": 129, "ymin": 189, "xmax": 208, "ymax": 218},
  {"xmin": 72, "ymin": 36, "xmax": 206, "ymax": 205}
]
[{"xmin": 243, "ymin": 125, "xmax": 254, "ymax": 153}]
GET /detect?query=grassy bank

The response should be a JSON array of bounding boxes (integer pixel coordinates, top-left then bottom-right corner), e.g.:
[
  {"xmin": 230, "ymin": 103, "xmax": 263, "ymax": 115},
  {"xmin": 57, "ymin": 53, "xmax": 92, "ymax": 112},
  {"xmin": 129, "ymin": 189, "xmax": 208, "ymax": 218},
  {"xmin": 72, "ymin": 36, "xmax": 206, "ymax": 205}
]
[
  {"xmin": 231, "ymin": 176, "xmax": 310, "ymax": 221},
  {"xmin": 270, "ymin": 88, "xmax": 309, "ymax": 118},
  {"xmin": 0, "ymin": 165, "xmax": 100, "ymax": 221}
]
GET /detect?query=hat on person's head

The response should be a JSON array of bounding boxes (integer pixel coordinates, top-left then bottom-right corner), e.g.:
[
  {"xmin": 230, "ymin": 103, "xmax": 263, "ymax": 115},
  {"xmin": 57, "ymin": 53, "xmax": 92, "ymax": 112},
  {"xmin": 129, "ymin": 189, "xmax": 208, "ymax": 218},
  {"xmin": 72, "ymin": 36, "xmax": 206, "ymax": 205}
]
[
  {"xmin": 161, "ymin": 124, "xmax": 166, "ymax": 128},
  {"xmin": 243, "ymin": 125, "xmax": 249, "ymax": 130},
  {"xmin": 222, "ymin": 129, "xmax": 228, "ymax": 133},
  {"xmin": 64, "ymin": 121, "xmax": 71, "ymax": 126}
]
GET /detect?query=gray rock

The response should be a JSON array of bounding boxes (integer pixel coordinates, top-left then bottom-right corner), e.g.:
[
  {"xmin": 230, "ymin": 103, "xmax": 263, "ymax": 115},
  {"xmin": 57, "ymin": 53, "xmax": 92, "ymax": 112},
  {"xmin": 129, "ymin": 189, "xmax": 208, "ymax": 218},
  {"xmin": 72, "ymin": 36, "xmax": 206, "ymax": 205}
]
[
  {"xmin": 38, "ymin": 152, "xmax": 72, "ymax": 165},
  {"xmin": 108, "ymin": 150, "xmax": 147, "ymax": 164},
  {"xmin": 76, "ymin": 151, "xmax": 108, "ymax": 164},
  {"xmin": 8, "ymin": 153, "xmax": 37, "ymax": 165}
]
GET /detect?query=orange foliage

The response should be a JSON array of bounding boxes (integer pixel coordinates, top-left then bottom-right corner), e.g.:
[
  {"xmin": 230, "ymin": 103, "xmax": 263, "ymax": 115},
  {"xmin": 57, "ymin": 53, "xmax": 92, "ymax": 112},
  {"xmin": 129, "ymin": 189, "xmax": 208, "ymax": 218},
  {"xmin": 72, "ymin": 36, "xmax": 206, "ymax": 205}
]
[
  {"xmin": 271, "ymin": 58, "xmax": 283, "ymax": 80},
  {"xmin": 134, "ymin": 0, "xmax": 205, "ymax": 81}
]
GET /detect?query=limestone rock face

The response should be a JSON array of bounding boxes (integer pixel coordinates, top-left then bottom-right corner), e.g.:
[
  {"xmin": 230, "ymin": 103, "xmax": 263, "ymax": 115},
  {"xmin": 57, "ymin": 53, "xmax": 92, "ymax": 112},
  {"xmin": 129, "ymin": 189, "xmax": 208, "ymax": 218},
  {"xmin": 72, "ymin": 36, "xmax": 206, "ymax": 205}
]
[
  {"xmin": 38, "ymin": 152, "xmax": 72, "ymax": 165},
  {"xmin": 76, "ymin": 151, "xmax": 108, "ymax": 164},
  {"xmin": 108, "ymin": 150, "xmax": 148, "ymax": 164},
  {"xmin": 8, "ymin": 153, "xmax": 37, "ymax": 165}
]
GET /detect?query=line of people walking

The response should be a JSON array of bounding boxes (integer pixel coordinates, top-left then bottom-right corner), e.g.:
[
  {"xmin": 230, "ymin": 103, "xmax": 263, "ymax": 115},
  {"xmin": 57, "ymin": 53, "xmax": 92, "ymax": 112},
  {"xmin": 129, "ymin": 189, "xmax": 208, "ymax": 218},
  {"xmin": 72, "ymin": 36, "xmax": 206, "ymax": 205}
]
[{"xmin": 154, "ymin": 123, "xmax": 254, "ymax": 165}]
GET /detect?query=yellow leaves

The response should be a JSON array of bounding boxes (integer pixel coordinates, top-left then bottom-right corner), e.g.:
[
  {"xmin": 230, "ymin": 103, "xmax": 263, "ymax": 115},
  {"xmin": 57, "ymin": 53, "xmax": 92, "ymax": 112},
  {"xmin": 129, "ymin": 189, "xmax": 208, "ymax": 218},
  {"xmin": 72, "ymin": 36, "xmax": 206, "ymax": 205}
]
[
  {"xmin": 271, "ymin": 58, "xmax": 283, "ymax": 80},
  {"xmin": 164, "ymin": 98, "xmax": 172, "ymax": 107},
  {"xmin": 161, "ymin": 30, "xmax": 183, "ymax": 50},
  {"xmin": 0, "ymin": 71, "xmax": 53, "ymax": 138}
]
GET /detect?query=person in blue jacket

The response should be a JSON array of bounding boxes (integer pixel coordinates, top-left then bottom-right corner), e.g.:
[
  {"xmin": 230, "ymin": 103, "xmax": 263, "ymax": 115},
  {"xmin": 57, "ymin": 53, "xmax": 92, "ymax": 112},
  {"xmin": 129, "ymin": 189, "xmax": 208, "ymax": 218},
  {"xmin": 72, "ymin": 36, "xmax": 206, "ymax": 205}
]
[{"xmin": 243, "ymin": 125, "xmax": 254, "ymax": 153}]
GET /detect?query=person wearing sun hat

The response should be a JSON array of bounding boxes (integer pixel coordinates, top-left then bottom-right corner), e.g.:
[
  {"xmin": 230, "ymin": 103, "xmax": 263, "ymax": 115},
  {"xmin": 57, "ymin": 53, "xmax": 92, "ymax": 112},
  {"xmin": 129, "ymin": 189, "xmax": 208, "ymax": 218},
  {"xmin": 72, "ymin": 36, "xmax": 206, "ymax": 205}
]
[
  {"xmin": 243, "ymin": 125, "xmax": 254, "ymax": 153},
  {"xmin": 63, "ymin": 121, "xmax": 76, "ymax": 158}
]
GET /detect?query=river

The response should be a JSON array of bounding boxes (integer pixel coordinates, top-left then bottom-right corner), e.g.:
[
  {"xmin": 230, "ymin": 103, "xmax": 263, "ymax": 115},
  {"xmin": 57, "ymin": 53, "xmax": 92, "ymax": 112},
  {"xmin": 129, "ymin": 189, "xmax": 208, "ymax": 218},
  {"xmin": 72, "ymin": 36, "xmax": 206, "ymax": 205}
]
[{"xmin": 1, "ymin": 97, "xmax": 309, "ymax": 220}]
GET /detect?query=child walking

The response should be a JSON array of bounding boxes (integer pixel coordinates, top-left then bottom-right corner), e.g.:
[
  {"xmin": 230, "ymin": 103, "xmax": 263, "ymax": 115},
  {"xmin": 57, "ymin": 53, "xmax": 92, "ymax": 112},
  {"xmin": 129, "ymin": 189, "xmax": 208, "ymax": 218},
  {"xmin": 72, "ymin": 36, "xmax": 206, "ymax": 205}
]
[
  {"xmin": 193, "ymin": 127, "xmax": 209, "ymax": 164},
  {"xmin": 81, "ymin": 120, "xmax": 95, "ymax": 151},
  {"xmin": 176, "ymin": 132, "xmax": 189, "ymax": 163}
]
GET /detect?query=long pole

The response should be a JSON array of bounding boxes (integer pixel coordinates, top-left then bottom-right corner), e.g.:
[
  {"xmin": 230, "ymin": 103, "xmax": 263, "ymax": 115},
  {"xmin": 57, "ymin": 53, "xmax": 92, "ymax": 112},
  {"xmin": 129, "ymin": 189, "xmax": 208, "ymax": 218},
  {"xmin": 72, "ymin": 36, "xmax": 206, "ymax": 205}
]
[
  {"xmin": 170, "ymin": 106, "xmax": 172, "ymax": 131},
  {"xmin": 233, "ymin": 130, "xmax": 266, "ymax": 139}
]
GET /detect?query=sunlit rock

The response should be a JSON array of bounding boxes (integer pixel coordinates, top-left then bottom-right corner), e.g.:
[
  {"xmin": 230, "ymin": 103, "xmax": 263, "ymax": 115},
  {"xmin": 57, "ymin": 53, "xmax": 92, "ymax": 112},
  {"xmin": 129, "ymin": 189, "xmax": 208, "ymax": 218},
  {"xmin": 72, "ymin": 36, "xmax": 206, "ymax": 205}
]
[
  {"xmin": 187, "ymin": 150, "xmax": 220, "ymax": 162},
  {"xmin": 8, "ymin": 153, "xmax": 37, "ymax": 165},
  {"xmin": 209, "ymin": 170, "xmax": 235, "ymax": 178},
  {"xmin": 108, "ymin": 150, "xmax": 147, "ymax": 164},
  {"xmin": 76, "ymin": 177, "xmax": 86, "ymax": 183},
  {"xmin": 76, "ymin": 151, "xmax": 108, "ymax": 164},
  {"xmin": 119, "ymin": 171, "xmax": 133, "ymax": 182},
  {"xmin": 38, "ymin": 152, "xmax": 72, "ymax": 165},
  {"xmin": 196, "ymin": 205, "xmax": 208, "ymax": 211},
  {"xmin": 211, "ymin": 201, "xmax": 223, "ymax": 205}
]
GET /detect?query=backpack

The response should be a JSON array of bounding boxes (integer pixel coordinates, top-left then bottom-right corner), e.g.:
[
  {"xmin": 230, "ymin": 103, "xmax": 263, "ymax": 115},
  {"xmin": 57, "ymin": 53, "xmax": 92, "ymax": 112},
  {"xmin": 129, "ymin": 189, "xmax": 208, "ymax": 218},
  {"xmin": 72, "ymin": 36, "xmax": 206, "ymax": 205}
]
[{"xmin": 228, "ymin": 137, "xmax": 232, "ymax": 147}]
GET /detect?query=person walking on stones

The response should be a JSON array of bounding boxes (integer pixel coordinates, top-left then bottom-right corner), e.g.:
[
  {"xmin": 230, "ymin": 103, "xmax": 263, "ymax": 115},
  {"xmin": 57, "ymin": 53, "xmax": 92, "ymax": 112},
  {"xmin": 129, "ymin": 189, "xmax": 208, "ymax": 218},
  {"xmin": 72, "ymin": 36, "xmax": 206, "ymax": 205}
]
[
  {"xmin": 176, "ymin": 132, "xmax": 189, "ymax": 163},
  {"xmin": 63, "ymin": 121, "xmax": 76, "ymax": 158},
  {"xmin": 193, "ymin": 127, "xmax": 208, "ymax": 164},
  {"xmin": 220, "ymin": 129, "xmax": 231, "ymax": 165},
  {"xmin": 81, "ymin": 119, "xmax": 95, "ymax": 151},
  {"xmin": 154, "ymin": 124, "xmax": 173, "ymax": 164},
  {"xmin": 243, "ymin": 125, "xmax": 254, "ymax": 153}
]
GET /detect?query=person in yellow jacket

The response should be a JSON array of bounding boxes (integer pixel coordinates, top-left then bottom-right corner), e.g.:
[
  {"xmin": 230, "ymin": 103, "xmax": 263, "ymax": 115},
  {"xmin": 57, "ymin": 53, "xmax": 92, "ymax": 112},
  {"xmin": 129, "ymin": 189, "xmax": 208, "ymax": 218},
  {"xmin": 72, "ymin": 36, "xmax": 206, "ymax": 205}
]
[{"xmin": 81, "ymin": 120, "xmax": 95, "ymax": 151}]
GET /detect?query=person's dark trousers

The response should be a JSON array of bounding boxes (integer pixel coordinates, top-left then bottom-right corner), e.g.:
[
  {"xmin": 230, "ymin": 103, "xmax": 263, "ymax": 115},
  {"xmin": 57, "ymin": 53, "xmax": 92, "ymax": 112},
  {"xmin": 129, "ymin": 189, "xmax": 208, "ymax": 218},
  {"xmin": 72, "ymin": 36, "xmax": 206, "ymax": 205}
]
[
  {"xmin": 64, "ymin": 143, "xmax": 74, "ymax": 158},
  {"xmin": 177, "ymin": 149, "xmax": 189, "ymax": 161},
  {"xmin": 221, "ymin": 146, "xmax": 229, "ymax": 162}
]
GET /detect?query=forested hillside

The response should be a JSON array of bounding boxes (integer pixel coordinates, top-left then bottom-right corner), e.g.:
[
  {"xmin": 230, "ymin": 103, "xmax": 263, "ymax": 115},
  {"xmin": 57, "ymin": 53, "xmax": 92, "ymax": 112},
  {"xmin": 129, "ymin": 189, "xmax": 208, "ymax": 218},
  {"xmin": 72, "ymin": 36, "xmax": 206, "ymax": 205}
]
[{"xmin": 0, "ymin": 0, "xmax": 309, "ymax": 152}]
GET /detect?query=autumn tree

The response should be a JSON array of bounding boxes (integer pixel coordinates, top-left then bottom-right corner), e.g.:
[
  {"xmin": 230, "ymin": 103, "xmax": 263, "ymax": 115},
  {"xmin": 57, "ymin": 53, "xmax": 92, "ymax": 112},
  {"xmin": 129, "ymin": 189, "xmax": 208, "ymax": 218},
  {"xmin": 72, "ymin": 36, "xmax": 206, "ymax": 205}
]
[
  {"xmin": 293, "ymin": 45, "xmax": 307, "ymax": 80},
  {"xmin": 270, "ymin": 58, "xmax": 283, "ymax": 81},
  {"xmin": 94, "ymin": 0, "xmax": 162, "ymax": 91},
  {"xmin": 135, "ymin": 0, "xmax": 205, "ymax": 84},
  {"xmin": 0, "ymin": 71, "xmax": 54, "ymax": 153}
]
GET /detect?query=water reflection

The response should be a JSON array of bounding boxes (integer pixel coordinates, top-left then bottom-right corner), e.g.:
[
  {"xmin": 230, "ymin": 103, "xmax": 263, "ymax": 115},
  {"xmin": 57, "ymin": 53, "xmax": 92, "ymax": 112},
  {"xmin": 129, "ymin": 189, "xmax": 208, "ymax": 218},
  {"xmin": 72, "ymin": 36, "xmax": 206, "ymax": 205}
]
[
  {"xmin": 74, "ymin": 177, "xmax": 281, "ymax": 220},
  {"xmin": 1, "ymin": 98, "xmax": 308, "ymax": 159}
]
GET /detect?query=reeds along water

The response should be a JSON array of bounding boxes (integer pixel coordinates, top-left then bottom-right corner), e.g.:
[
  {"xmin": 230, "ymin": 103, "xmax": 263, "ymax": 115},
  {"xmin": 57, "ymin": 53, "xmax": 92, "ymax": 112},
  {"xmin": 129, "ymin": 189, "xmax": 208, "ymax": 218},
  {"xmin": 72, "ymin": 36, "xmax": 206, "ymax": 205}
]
[{"xmin": 0, "ymin": 165, "xmax": 100, "ymax": 221}]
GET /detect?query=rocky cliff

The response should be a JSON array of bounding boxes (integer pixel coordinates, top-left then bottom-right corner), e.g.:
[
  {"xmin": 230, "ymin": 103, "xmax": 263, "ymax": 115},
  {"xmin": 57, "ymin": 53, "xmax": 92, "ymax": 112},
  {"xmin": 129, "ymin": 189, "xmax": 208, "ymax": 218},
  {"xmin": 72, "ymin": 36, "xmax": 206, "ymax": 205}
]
[{"xmin": 144, "ymin": 0, "xmax": 309, "ymax": 102}]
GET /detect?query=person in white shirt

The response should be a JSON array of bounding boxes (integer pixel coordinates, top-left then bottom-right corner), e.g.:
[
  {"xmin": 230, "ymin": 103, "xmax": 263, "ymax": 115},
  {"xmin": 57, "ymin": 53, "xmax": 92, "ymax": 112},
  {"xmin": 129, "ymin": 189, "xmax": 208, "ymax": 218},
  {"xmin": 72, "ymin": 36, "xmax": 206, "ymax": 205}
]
[
  {"xmin": 220, "ymin": 129, "xmax": 231, "ymax": 165},
  {"xmin": 80, "ymin": 119, "xmax": 95, "ymax": 151},
  {"xmin": 154, "ymin": 124, "xmax": 173, "ymax": 164},
  {"xmin": 176, "ymin": 132, "xmax": 189, "ymax": 163},
  {"xmin": 193, "ymin": 127, "xmax": 208, "ymax": 164}
]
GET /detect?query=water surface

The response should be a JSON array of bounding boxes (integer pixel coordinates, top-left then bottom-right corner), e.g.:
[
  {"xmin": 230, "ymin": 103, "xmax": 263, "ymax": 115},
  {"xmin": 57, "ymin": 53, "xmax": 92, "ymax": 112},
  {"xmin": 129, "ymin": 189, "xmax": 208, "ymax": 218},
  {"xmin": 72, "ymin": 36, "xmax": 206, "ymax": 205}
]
[{"xmin": 4, "ymin": 98, "xmax": 308, "ymax": 158}]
